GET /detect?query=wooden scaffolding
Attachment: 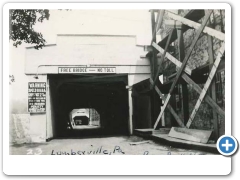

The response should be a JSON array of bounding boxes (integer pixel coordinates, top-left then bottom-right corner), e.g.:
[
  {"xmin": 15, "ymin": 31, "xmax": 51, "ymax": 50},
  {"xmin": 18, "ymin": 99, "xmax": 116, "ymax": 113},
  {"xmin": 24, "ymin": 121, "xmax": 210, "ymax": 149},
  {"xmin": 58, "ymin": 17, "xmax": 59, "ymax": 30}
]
[{"xmin": 146, "ymin": 9, "xmax": 225, "ymax": 141}]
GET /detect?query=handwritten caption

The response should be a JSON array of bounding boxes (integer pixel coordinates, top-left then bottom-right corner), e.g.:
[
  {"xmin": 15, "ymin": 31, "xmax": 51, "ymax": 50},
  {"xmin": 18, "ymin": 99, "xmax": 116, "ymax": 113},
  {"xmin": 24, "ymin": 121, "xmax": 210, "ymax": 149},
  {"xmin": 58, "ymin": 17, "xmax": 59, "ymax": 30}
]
[
  {"xmin": 51, "ymin": 146, "xmax": 149, "ymax": 155},
  {"xmin": 26, "ymin": 146, "xmax": 205, "ymax": 155},
  {"xmin": 26, "ymin": 148, "xmax": 43, "ymax": 155}
]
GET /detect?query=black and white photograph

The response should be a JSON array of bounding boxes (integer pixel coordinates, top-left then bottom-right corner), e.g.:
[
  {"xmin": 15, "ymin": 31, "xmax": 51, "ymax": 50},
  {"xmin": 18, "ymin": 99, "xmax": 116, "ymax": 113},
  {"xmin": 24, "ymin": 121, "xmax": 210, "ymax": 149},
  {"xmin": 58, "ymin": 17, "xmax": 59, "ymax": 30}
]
[
  {"xmin": 2, "ymin": 2, "xmax": 236, "ymax": 176},
  {"xmin": 8, "ymin": 8, "xmax": 226, "ymax": 156}
]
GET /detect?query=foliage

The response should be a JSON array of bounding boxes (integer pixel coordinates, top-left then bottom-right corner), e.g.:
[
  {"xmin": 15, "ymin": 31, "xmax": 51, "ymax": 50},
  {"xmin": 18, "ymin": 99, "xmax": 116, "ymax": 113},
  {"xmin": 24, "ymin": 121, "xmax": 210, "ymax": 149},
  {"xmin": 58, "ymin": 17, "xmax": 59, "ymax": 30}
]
[
  {"xmin": 9, "ymin": 75, "xmax": 15, "ymax": 84},
  {"xmin": 9, "ymin": 9, "xmax": 50, "ymax": 49}
]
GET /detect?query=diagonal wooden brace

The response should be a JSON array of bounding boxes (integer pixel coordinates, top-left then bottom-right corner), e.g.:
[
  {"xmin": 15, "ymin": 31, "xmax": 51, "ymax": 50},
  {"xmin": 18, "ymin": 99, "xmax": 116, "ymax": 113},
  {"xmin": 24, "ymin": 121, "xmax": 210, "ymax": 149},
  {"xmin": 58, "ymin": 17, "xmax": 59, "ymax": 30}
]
[
  {"xmin": 150, "ymin": 78, "xmax": 185, "ymax": 128},
  {"xmin": 152, "ymin": 42, "xmax": 192, "ymax": 75},
  {"xmin": 151, "ymin": 10, "xmax": 165, "ymax": 44},
  {"xmin": 181, "ymin": 73, "xmax": 225, "ymax": 118},
  {"xmin": 165, "ymin": 10, "xmax": 225, "ymax": 41},
  {"xmin": 152, "ymin": 29, "xmax": 174, "ymax": 88},
  {"xmin": 153, "ymin": 10, "xmax": 213, "ymax": 130},
  {"xmin": 186, "ymin": 42, "xmax": 225, "ymax": 128}
]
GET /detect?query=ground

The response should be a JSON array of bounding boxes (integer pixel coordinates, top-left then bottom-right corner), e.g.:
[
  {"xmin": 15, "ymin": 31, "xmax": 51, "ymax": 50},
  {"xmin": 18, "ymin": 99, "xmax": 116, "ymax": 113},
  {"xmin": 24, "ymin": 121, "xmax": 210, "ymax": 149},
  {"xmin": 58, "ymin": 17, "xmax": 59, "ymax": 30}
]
[{"xmin": 10, "ymin": 136, "xmax": 214, "ymax": 155}]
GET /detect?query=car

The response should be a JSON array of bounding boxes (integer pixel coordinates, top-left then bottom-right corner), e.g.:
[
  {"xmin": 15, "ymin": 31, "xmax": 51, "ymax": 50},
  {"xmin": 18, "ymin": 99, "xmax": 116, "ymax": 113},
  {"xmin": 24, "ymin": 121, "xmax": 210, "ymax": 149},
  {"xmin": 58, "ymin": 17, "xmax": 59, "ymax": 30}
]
[{"xmin": 73, "ymin": 116, "xmax": 89, "ymax": 125}]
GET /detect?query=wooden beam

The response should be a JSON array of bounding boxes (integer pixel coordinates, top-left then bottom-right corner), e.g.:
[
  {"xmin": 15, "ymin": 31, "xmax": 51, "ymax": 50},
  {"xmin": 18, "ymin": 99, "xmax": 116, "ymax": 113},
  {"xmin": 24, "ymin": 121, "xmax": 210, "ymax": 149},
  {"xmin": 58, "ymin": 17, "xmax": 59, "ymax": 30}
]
[
  {"xmin": 152, "ymin": 42, "xmax": 192, "ymax": 75},
  {"xmin": 177, "ymin": 28, "xmax": 189, "ymax": 124},
  {"xmin": 168, "ymin": 127, "xmax": 212, "ymax": 144},
  {"xmin": 157, "ymin": 10, "xmax": 205, "ymax": 49},
  {"xmin": 207, "ymin": 14, "xmax": 219, "ymax": 140},
  {"xmin": 150, "ymin": 78, "xmax": 185, "ymax": 128},
  {"xmin": 186, "ymin": 42, "xmax": 225, "ymax": 128},
  {"xmin": 147, "ymin": 10, "xmax": 205, "ymax": 58},
  {"xmin": 169, "ymin": 10, "xmax": 212, "ymax": 94},
  {"xmin": 151, "ymin": 10, "xmax": 160, "ymax": 45},
  {"xmin": 156, "ymin": 10, "xmax": 165, "ymax": 33},
  {"xmin": 151, "ymin": 10, "xmax": 160, "ymax": 124},
  {"xmin": 152, "ymin": 29, "xmax": 174, "ymax": 88},
  {"xmin": 165, "ymin": 20, "xmax": 183, "ymax": 29},
  {"xmin": 153, "ymin": 10, "xmax": 213, "ymax": 130},
  {"xmin": 151, "ymin": 10, "xmax": 157, "ymax": 43},
  {"xmin": 144, "ymin": 46, "xmax": 153, "ymax": 52},
  {"xmin": 165, "ymin": 11, "xmax": 225, "ymax": 41},
  {"xmin": 181, "ymin": 73, "xmax": 225, "ymax": 118},
  {"xmin": 151, "ymin": 10, "xmax": 158, "ymax": 78},
  {"xmin": 149, "ymin": 52, "xmax": 154, "ymax": 78},
  {"xmin": 149, "ymin": 53, "xmax": 154, "ymax": 78},
  {"xmin": 165, "ymin": 60, "xmax": 225, "ymax": 84},
  {"xmin": 151, "ymin": 10, "xmax": 165, "ymax": 43}
]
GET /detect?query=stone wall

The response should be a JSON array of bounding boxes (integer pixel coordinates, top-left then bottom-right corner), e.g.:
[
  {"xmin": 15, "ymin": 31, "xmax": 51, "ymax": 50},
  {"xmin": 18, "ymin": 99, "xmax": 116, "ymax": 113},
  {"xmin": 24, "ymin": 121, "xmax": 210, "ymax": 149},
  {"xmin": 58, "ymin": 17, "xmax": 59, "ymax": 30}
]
[{"xmin": 161, "ymin": 10, "xmax": 225, "ymax": 135}]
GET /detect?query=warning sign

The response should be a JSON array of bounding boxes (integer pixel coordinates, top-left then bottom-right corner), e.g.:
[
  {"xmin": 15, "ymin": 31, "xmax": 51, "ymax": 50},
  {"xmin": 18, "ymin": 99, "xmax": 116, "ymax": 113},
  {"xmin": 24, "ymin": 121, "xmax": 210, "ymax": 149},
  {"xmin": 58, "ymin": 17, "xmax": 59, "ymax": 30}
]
[{"xmin": 28, "ymin": 82, "xmax": 46, "ymax": 113}]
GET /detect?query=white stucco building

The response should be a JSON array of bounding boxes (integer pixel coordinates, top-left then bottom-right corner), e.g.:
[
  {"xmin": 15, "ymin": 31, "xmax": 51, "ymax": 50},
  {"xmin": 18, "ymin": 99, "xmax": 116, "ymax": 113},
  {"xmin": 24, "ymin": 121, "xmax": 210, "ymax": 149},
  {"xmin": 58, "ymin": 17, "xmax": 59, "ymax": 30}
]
[{"xmin": 25, "ymin": 34, "xmax": 151, "ymax": 142}]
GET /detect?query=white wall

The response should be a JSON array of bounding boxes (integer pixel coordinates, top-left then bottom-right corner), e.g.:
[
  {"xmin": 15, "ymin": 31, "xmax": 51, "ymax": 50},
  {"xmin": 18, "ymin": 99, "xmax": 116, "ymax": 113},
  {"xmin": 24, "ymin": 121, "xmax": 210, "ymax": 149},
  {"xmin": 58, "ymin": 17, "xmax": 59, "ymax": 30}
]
[
  {"xmin": 128, "ymin": 74, "xmax": 150, "ymax": 86},
  {"xmin": 29, "ymin": 114, "xmax": 46, "ymax": 142},
  {"xmin": 25, "ymin": 35, "xmax": 151, "ymax": 141},
  {"xmin": 25, "ymin": 35, "xmax": 150, "ymax": 74}
]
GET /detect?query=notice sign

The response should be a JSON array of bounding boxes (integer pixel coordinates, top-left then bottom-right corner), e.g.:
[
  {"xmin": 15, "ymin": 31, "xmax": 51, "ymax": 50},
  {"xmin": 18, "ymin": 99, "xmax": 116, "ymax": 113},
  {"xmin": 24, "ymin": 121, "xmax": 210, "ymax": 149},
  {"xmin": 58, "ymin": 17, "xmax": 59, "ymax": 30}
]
[
  {"xmin": 58, "ymin": 67, "xmax": 116, "ymax": 74},
  {"xmin": 28, "ymin": 82, "xmax": 46, "ymax": 113}
]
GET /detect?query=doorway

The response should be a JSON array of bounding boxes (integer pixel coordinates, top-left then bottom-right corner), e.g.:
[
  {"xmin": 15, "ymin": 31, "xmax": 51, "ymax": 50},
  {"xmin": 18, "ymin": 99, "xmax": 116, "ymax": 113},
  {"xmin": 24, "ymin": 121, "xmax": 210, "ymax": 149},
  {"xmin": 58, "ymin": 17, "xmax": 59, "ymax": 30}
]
[{"xmin": 47, "ymin": 74, "xmax": 129, "ymax": 139}]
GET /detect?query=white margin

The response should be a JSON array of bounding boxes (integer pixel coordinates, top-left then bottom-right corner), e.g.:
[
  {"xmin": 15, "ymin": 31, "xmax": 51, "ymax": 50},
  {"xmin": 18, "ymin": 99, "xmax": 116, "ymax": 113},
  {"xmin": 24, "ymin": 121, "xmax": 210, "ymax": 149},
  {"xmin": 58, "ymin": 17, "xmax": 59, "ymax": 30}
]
[{"xmin": 3, "ymin": 3, "xmax": 232, "ymax": 176}]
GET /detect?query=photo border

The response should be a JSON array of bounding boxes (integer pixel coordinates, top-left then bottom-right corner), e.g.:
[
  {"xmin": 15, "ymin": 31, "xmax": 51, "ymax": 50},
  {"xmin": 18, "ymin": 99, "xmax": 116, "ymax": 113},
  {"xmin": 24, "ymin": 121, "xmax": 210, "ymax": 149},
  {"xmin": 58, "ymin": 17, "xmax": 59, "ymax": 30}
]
[{"xmin": 3, "ymin": 2, "xmax": 232, "ymax": 175}]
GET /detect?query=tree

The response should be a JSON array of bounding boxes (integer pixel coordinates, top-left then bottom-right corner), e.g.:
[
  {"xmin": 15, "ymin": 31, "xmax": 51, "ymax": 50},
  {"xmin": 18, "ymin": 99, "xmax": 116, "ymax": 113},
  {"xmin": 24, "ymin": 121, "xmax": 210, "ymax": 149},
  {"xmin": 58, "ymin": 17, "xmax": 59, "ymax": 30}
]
[
  {"xmin": 9, "ymin": 9, "xmax": 50, "ymax": 49},
  {"xmin": 9, "ymin": 75, "xmax": 15, "ymax": 84}
]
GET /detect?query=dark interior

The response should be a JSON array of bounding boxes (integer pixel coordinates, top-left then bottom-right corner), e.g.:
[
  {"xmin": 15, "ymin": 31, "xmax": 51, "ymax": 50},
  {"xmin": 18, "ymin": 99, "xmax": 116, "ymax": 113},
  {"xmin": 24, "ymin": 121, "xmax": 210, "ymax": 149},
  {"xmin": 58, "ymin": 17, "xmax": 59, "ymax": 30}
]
[{"xmin": 48, "ymin": 74, "xmax": 129, "ymax": 138}]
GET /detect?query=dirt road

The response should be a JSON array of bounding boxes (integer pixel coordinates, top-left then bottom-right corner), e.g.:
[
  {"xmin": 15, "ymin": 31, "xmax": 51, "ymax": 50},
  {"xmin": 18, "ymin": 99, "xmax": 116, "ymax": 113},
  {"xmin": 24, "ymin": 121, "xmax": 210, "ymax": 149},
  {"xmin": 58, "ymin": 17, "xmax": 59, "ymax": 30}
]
[{"xmin": 10, "ymin": 136, "xmax": 214, "ymax": 155}]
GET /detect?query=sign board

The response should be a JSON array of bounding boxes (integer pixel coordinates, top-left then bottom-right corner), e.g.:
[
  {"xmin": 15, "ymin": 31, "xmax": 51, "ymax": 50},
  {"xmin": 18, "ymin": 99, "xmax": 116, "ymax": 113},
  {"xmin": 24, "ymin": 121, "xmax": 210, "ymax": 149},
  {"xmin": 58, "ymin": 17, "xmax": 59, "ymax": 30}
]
[
  {"xmin": 28, "ymin": 82, "xmax": 46, "ymax": 113},
  {"xmin": 58, "ymin": 67, "xmax": 116, "ymax": 74}
]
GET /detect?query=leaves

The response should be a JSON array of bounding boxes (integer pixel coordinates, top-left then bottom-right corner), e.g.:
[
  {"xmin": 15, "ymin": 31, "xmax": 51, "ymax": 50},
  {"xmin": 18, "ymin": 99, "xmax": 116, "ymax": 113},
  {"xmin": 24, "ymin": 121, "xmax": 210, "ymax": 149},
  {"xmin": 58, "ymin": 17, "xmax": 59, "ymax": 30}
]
[
  {"xmin": 9, "ymin": 9, "xmax": 50, "ymax": 49},
  {"xmin": 9, "ymin": 75, "xmax": 15, "ymax": 84}
]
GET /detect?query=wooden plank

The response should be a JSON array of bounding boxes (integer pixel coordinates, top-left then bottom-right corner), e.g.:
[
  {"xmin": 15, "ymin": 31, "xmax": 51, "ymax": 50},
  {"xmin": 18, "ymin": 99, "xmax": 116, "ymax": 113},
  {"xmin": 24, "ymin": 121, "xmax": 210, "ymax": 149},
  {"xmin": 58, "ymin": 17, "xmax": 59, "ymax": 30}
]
[
  {"xmin": 152, "ymin": 42, "xmax": 192, "ymax": 75},
  {"xmin": 151, "ymin": 10, "xmax": 157, "ymax": 78},
  {"xmin": 165, "ymin": 11, "xmax": 225, "ymax": 41},
  {"xmin": 151, "ymin": 10, "xmax": 157, "ymax": 44},
  {"xmin": 128, "ymin": 89, "xmax": 133, "ymax": 135},
  {"xmin": 129, "ymin": 141, "xmax": 150, "ymax": 145},
  {"xmin": 149, "ymin": 53, "xmax": 154, "ymax": 78},
  {"xmin": 169, "ymin": 10, "xmax": 212, "ymax": 94},
  {"xmin": 207, "ymin": 15, "xmax": 219, "ymax": 140},
  {"xmin": 177, "ymin": 28, "xmax": 189, "ymax": 124},
  {"xmin": 157, "ymin": 128, "xmax": 171, "ymax": 134},
  {"xmin": 165, "ymin": 20, "xmax": 183, "ymax": 29},
  {"xmin": 153, "ymin": 128, "xmax": 171, "ymax": 135},
  {"xmin": 152, "ymin": 29, "xmax": 174, "ymax": 88},
  {"xmin": 165, "ymin": 60, "xmax": 225, "ymax": 84},
  {"xmin": 152, "ymin": 10, "xmax": 160, "ymax": 42},
  {"xmin": 151, "ymin": 10, "xmax": 165, "ymax": 38},
  {"xmin": 181, "ymin": 73, "xmax": 225, "ymax": 118},
  {"xmin": 151, "ymin": 10, "xmax": 159, "ymax": 123},
  {"xmin": 165, "ymin": 101, "xmax": 185, "ymax": 127},
  {"xmin": 154, "ymin": 94, "xmax": 171, "ymax": 129},
  {"xmin": 156, "ymin": 10, "xmax": 165, "ymax": 33},
  {"xmin": 156, "ymin": 10, "xmax": 205, "ymax": 49},
  {"xmin": 154, "ymin": 10, "xmax": 213, "ymax": 130},
  {"xmin": 134, "ymin": 129, "xmax": 153, "ymax": 133},
  {"xmin": 144, "ymin": 45, "xmax": 153, "ymax": 52},
  {"xmin": 150, "ymin": 78, "xmax": 185, "ymax": 128},
  {"xmin": 186, "ymin": 42, "xmax": 225, "ymax": 128},
  {"xmin": 168, "ymin": 127, "xmax": 212, "ymax": 144}
]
